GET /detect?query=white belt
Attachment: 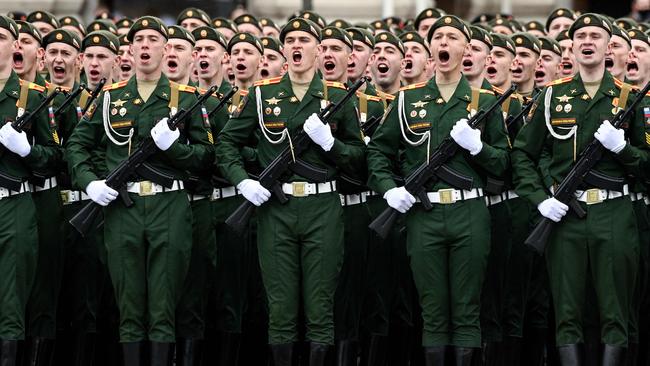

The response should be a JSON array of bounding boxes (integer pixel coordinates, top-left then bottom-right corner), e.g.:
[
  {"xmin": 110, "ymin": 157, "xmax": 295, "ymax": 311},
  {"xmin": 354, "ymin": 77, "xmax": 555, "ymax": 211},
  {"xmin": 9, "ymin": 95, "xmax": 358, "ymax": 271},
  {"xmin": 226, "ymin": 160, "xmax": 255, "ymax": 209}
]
[
  {"xmin": 646, "ymin": 197, "xmax": 650, "ymax": 206},
  {"xmin": 126, "ymin": 180, "xmax": 184, "ymax": 196},
  {"xmin": 486, "ymin": 190, "xmax": 519, "ymax": 206},
  {"xmin": 211, "ymin": 186, "xmax": 239, "ymax": 200},
  {"xmin": 60, "ymin": 190, "xmax": 90, "ymax": 205},
  {"xmin": 574, "ymin": 185, "xmax": 629, "ymax": 204},
  {"xmin": 0, "ymin": 181, "xmax": 32, "ymax": 200},
  {"xmin": 340, "ymin": 191, "xmax": 373, "ymax": 207},
  {"xmin": 630, "ymin": 192, "xmax": 648, "ymax": 202},
  {"xmin": 281, "ymin": 181, "xmax": 337, "ymax": 197},
  {"xmin": 33, "ymin": 177, "xmax": 58, "ymax": 192},
  {"xmin": 416, "ymin": 188, "xmax": 484, "ymax": 205}
]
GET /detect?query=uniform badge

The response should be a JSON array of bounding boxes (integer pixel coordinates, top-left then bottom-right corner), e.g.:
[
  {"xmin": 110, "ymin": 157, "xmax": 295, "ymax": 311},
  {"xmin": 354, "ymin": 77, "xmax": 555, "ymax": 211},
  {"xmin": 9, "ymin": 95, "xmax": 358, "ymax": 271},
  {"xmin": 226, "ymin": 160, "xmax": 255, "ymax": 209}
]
[
  {"xmin": 273, "ymin": 106, "xmax": 281, "ymax": 116},
  {"xmin": 119, "ymin": 107, "xmax": 127, "ymax": 117},
  {"xmin": 290, "ymin": 96, "xmax": 298, "ymax": 103},
  {"xmin": 411, "ymin": 100, "xmax": 428, "ymax": 108},
  {"xmin": 643, "ymin": 107, "xmax": 650, "ymax": 125},
  {"xmin": 133, "ymin": 98, "xmax": 142, "ymax": 105},
  {"xmin": 436, "ymin": 98, "xmax": 444, "ymax": 104},
  {"xmin": 265, "ymin": 97, "xmax": 281, "ymax": 105},
  {"xmin": 556, "ymin": 94, "xmax": 573, "ymax": 103},
  {"xmin": 564, "ymin": 104, "xmax": 572, "ymax": 113},
  {"xmin": 111, "ymin": 108, "xmax": 118, "ymax": 116},
  {"xmin": 581, "ymin": 94, "xmax": 589, "ymax": 101},
  {"xmin": 111, "ymin": 99, "xmax": 126, "ymax": 107},
  {"xmin": 419, "ymin": 110, "xmax": 427, "ymax": 118},
  {"xmin": 265, "ymin": 107, "xmax": 272, "ymax": 115},
  {"xmin": 555, "ymin": 104, "xmax": 563, "ymax": 112},
  {"xmin": 612, "ymin": 107, "xmax": 620, "ymax": 115},
  {"xmin": 410, "ymin": 110, "xmax": 417, "ymax": 118}
]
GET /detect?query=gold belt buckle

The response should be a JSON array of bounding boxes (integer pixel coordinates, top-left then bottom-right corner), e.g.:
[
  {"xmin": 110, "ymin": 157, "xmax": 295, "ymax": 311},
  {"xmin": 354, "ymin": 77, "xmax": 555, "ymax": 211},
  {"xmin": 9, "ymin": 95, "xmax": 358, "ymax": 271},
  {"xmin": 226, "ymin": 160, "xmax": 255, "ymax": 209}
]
[
  {"xmin": 585, "ymin": 188, "xmax": 602, "ymax": 205},
  {"xmin": 292, "ymin": 182, "xmax": 307, "ymax": 197},
  {"xmin": 139, "ymin": 181, "xmax": 155, "ymax": 196},
  {"xmin": 60, "ymin": 190, "xmax": 70, "ymax": 204},
  {"xmin": 438, "ymin": 188, "xmax": 456, "ymax": 204}
]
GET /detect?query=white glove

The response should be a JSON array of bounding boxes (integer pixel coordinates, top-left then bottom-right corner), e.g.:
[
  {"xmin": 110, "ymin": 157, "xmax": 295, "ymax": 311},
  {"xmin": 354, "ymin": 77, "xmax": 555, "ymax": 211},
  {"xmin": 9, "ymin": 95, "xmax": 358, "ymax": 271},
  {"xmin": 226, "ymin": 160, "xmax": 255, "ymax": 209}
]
[
  {"xmin": 151, "ymin": 118, "xmax": 180, "ymax": 151},
  {"xmin": 303, "ymin": 113, "xmax": 335, "ymax": 151},
  {"xmin": 537, "ymin": 197, "xmax": 569, "ymax": 222},
  {"xmin": 0, "ymin": 122, "xmax": 31, "ymax": 157},
  {"xmin": 594, "ymin": 120, "xmax": 626, "ymax": 154},
  {"xmin": 450, "ymin": 119, "xmax": 483, "ymax": 155},
  {"xmin": 237, "ymin": 179, "xmax": 271, "ymax": 206},
  {"xmin": 86, "ymin": 180, "xmax": 118, "ymax": 206},
  {"xmin": 383, "ymin": 187, "xmax": 416, "ymax": 213}
]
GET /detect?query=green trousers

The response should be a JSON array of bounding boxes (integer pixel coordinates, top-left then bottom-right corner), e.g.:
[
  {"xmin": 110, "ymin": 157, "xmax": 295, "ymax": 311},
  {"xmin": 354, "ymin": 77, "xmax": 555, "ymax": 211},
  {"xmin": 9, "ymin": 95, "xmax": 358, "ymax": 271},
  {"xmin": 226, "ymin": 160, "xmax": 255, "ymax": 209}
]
[
  {"xmin": 0, "ymin": 193, "xmax": 38, "ymax": 340},
  {"xmin": 258, "ymin": 193, "xmax": 344, "ymax": 345},
  {"xmin": 176, "ymin": 198, "xmax": 216, "ymax": 339},
  {"xmin": 406, "ymin": 198, "xmax": 490, "ymax": 348},
  {"xmin": 104, "ymin": 190, "xmax": 192, "ymax": 342},
  {"xmin": 27, "ymin": 187, "xmax": 64, "ymax": 339},
  {"xmin": 628, "ymin": 199, "xmax": 650, "ymax": 343},
  {"xmin": 546, "ymin": 197, "xmax": 638, "ymax": 346}
]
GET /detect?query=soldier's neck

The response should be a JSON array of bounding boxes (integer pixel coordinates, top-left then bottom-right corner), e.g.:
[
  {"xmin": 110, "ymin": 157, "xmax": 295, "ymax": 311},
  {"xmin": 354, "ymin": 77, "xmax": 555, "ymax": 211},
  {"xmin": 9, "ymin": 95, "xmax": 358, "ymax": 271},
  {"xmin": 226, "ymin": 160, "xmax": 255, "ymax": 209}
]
[
  {"xmin": 288, "ymin": 68, "xmax": 316, "ymax": 85},
  {"xmin": 465, "ymin": 74, "xmax": 484, "ymax": 89},
  {"xmin": 377, "ymin": 79, "xmax": 401, "ymax": 95},
  {"xmin": 136, "ymin": 68, "xmax": 163, "ymax": 82},
  {"xmin": 0, "ymin": 66, "xmax": 10, "ymax": 84},
  {"xmin": 403, "ymin": 71, "xmax": 429, "ymax": 86},
  {"xmin": 435, "ymin": 70, "xmax": 462, "ymax": 86},
  {"xmin": 629, "ymin": 77, "xmax": 649, "ymax": 88},
  {"xmin": 493, "ymin": 79, "xmax": 512, "ymax": 91},
  {"xmin": 199, "ymin": 69, "xmax": 224, "ymax": 90},
  {"xmin": 515, "ymin": 78, "xmax": 535, "ymax": 95},
  {"xmin": 17, "ymin": 66, "xmax": 37, "ymax": 83},
  {"xmin": 52, "ymin": 78, "xmax": 75, "ymax": 89},
  {"xmin": 611, "ymin": 70, "xmax": 625, "ymax": 81},
  {"xmin": 324, "ymin": 73, "xmax": 347, "ymax": 84},
  {"xmin": 578, "ymin": 63, "xmax": 605, "ymax": 83},
  {"xmin": 170, "ymin": 74, "xmax": 190, "ymax": 85},
  {"xmin": 235, "ymin": 77, "xmax": 254, "ymax": 91}
]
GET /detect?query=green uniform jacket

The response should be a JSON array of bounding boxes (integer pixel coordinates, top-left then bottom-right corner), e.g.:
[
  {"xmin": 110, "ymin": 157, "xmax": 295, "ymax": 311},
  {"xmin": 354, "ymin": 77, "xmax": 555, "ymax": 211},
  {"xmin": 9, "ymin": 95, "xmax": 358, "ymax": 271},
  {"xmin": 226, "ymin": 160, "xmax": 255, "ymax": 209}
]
[
  {"xmin": 66, "ymin": 75, "xmax": 214, "ymax": 191},
  {"xmin": 215, "ymin": 72, "xmax": 365, "ymax": 186},
  {"xmin": 367, "ymin": 75, "xmax": 510, "ymax": 194},
  {"xmin": 512, "ymin": 71, "xmax": 649, "ymax": 206}
]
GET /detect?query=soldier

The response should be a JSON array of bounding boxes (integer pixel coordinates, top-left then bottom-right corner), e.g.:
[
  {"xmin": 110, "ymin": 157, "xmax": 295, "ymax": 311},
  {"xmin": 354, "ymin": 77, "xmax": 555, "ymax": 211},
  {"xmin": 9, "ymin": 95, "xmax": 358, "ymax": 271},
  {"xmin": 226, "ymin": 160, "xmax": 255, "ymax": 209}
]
[
  {"xmin": 59, "ymin": 16, "xmax": 86, "ymax": 40},
  {"xmin": 535, "ymin": 36, "xmax": 563, "ymax": 87},
  {"xmin": 259, "ymin": 37, "xmax": 286, "ymax": 79},
  {"xmin": 490, "ymin": 18, "xmax": 517, "ymax": 35},
  {"xmin": 511, "ymin": 32, "xmax": 542, "ymax": 97},
  {"xmin": 260, "ymin": 18, "xmax": 281, "ymax": 38},
  {"xmin": 0, "ymin": 15, "xmax": 59, "ymax": 365},
  {"xmin": 485, "ymin": 33, "xmax": 517, "ymax": 91},
  {"xmin": 215, "ymin": 17, "xmax": 364, "ymax": 365},
  {"xmin": 26, "ymin": 11, "xmax": 59, "ymax": 37},
  {"xmin": 525, "ymin": 20, "xmax": 547, "ymax": 37},
  {"xmin": 233, "ymin": 14, "xmax": 263, "ymax": 38},
  {"xmin": 346, "ymin": 27, "xmax": 375, "ymax": 88},
  {"xmin": 13, "ymin": 21, "xmax": 44, "ymax": 84},
  {"xmin": 400, "ymin": 31, "xmax": 433, "ymax": 86},
  {"xmin": 228, "ymin": 33, "xmax": 264, "ymax": 92},
  {"xmin": 626, "ymin": 30, "xmax": 650, "ymax": 87},
  {"xmin": 86, "ymin": 20, "xmax": 118, "ymax": 36},
  {"xmin": 116, "ymin": 18, "xmax": 133, "ymax": 36},
  {"xmin": 176, "ymin": 7, "xmax": 211, "ymax": 32},
  {"xmin": 546, "ymin": 8, "xmax": 577, "ymax": 39},
  {"xmin": 512, "ymin": 14, "xmax": 648, "ymax": 365},
  {"xmin": 605, "ymin": 25, "xmax": 631, "ymax": 81},
  {"xmin": 164, "ymin": 26, "xmax": 195, "ymax": 85},
  {"xmin": 556, "ymin": 30, "xmax": 578, "ymax": 77},
  {"xmin": 368, "ymin": 14, "xmax": 509, "ymax": 365},
  {"xmin": 370, "ymin": 32, "xmax": 404, "ymax": 97},
  {"xmin": 66, "ymin": 16, "xmax": 213, "ymax": 365},
  {"xmin": 414, "ymin": 8, "xmax": 445, "ymax": 40},
  {"xmin": 211, "ymin": 17, "xmax": 238, "ymax": 43},
  {"xmin": 462, "ymin": 26, "xmax": 492, "ymax": 88},
  {"xmin": 115, "ymin": 34, "xmax": 134, "ymax": 82}
]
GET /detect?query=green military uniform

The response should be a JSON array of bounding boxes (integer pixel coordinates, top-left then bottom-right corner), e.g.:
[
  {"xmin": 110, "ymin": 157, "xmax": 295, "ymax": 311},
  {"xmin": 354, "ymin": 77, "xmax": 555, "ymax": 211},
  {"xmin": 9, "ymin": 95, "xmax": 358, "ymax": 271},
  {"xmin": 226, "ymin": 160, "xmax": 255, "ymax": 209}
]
[
  {"xmin": 216, "ymin": 69, "xmax": 365, "ymax": 349},
  {"xmin": 367, "ymin": 71, "xmax": 509, "ymax": 353},
  {"xmin": 512, "ymin": 66, "xmax": 647, "ymax": 353}
]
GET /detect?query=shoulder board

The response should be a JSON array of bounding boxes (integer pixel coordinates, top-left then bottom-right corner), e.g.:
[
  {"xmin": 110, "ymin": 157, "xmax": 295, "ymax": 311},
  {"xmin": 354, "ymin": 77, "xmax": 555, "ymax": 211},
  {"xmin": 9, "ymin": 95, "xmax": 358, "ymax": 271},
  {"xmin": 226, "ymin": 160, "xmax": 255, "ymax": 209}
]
[
  {"xmin": 479, "ymin": 88, "xmax": 495, "ymax": 95},
  {"xmin": 19, "ymin": 80, "xmax": 46, "ymax": 92},
  {"xmin": 376, "ymin": 90, "xmax": 395, "ymax": 101},
  {"xmin": 177, "ymin": 84, "xmax": 196, "ymax": 93},
  {"xmin": 240, "ymin": 89, "xmax": 249, "ymax": 96},
  {"xmin": 325, "ymin": 81, "xmax": 346, "ymax": 89},
  {"xmin": 399, "ymin": 81, "xmax": 427, "ymax": 91},
  {"xmin": 491, "ymin": 85, "xmax": 503, "ymax": 94},
  {"xmin": 103, "ymin": 80, "xmax": 128, "ymax": 91},
  {"xmin": 254, "ymin": 76, "xmax": 283, "ymax": 86},
  {"xmin": 545, "ymin": 76, "xmax": 573, "ymax": 87},
  {"xmin": 356, "ymin": 91, "xmax": 383, "ymax": 102}
]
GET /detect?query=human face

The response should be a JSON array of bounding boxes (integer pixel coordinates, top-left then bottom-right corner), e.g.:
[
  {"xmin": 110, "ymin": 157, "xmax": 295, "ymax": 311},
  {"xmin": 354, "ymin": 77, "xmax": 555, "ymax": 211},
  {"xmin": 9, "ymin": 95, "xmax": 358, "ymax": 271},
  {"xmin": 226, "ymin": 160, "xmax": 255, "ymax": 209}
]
[
  {"xmin": 347, "ymin": 40, "xmax": 372, "ymax": 82},
  {"xmin": 237, "ymin": 23, "xmax": 262, "ymax": 37},
  {"xmin": 130, "ymin": 29, "xmax": 167, "ymax": 78},
  {"xmin": 605, "ymin": 35, "xmax": 630, "ymax": 77},
  {"xmin": 216, "ymin": 27, "xmax": 236, "ymax": 42},
  {"xmin": 370, "ymin": 43, "xmax": 403, "ymax": 89},
  {"xmin": 417, "ymin": 18, "xmax": 436, "ymax": 40},
  {"xmin": 429, "ymin": 26, "xmax": 468, "ymax": 76},
  {"xmin": 117, "ymin": 27, "xmax": 130, "ymax": 36},
  {"xmin": 547, "ymin": 17, "xmax": 574, "ymax": 39},
  {"xmin": 401, "ymin": 41, "xmax": 431, "ymax": 83},
  {"xmin": 0, "ymin": 28, "xmax": 18, "ymax": 73},
  {"xmin": 486, "ymin": 46, "xmax": 514, "ymax": 87},
  {"xmin": 559, "ymin": 39, "xmax": 577, "ymax": 76},
  {"xmin": 319, "ymin": 38, "xmax": 350, "ymax": 82},
  {"xmin": 263, "ymin": 26, "xmax": 280, "ymax": 38},
  {"xmin": 572, "ymin": 27, "xmax": 609, "ymax": 68},
  {"xmin": 61, "ymin": 25, "xmax": 83, "ymax": 40},
  {"xmin": 193, "ymin": 39, "xmax": 226, "ymax": 81},
  {"xmin": 82, "ymin": 46, "xmax": 118, "ymax": 88},
  {"xmin": 283, "ymin": 31, "xmax": 320, "ymax": 75},
  {"xmin": 180, "ymin": 18, "xmax": 206, "ymax": 32},
  {"xmin": 14, "ymin": 33, "xmax": 43, "ymax": 78},
  {"xmin": 461, "ymin": 39, "xmax": 489, "ymax": 79},
  {"xmin": 116, "ymin": 44, "xmax": 134, "ymax": 81},
  {"xmin": 511, "ymin": 47, "xmax": 539, "ymax": 84},
  {"xmin": 535, "ymin": 49, "xmax": 561, "ymax": 86},
  {"xmin": 259, "ymin": 48, "xmax": 285, "ymax": 79},
  {"xmin": 164, "ymin": 38, "xmax": 194, "ymax": 82},
  {"xmin": 230, "ymin": 42, "xmax": 262, "ymax": 83},
  {"xmin": 626, "ymin": 39, "xmax": 650, "ymax": 84},
  {"xmin": 44, "ymin": 42, "xmax": 79, "ymax": 86},
  {"xmin": 32, "ymin": 21, "xmax": 55, "ymax": 37}
]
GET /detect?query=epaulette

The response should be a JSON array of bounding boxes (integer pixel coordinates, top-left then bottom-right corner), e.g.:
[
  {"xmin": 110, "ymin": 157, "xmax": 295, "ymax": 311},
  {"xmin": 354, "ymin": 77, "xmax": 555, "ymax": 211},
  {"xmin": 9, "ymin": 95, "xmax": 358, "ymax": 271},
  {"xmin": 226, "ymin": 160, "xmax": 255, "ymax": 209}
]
[
  {"xmin": 198, "ymin": 87, "xmax": 222, "ymax": 99},
  {"xmin": 45, "ymin": 81, "xmax": 71, "ymax": 92},
  {"xmin": 399, "ymin": 81, "xmax": 427, "ymax": 91},
  {"xmin": 176, "ymin": 83, "xmax": 196, "ymax": 93},
  {"xmin": 19, "ymin": 79, "xmax": 45, "ymax": 92},
  {"xmin": 356, "ymin": 91, "xmax": 383, "ymax": 102},
  {"xmin": 491, "ymin": 86, "xmax": 517, "ymax": 98},
  {"xmin": 254, "ymin": 76, "xmax": 283, "ymax": 86},
  {"xmin": 376, "ymin": 90, "xmax": 396, "ymax": 101},
  {"xmin": 545, "ymin": 76, "xmax": 573, "ymax": 87},
  {"xmin": 612, "ymin": 78, "xmax": 632, "ymax": 91},
  {"xmin": 479, "ymin": 88, "xmax": 495, "ymax": 95},
  {"xmin": 103, "ymin": 80, "xmax": 128, "ymax": 91},
  {"xmin": 240, "ymin": 89, "xmax": 249, "ymax": 96},
  {"xmin": 325, "ymin": 81, "xmax": 346, "ymax": 89}
]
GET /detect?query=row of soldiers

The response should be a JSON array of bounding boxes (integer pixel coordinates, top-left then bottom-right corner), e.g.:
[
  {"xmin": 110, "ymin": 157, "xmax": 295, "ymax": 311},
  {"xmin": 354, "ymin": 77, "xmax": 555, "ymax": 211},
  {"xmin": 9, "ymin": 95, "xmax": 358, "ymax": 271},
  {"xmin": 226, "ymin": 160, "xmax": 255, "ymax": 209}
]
[{"xmin": 0, "ymin": 4, "xmax": 649, "ymax": 366}]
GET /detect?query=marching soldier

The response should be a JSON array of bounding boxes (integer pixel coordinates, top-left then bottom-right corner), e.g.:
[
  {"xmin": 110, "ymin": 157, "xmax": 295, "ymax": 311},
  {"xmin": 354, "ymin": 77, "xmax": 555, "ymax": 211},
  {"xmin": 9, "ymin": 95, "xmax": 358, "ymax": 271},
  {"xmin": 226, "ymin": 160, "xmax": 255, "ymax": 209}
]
[
  {"xmin": 556, "ymin": 30, "xmax": 578, "ymax": 78},
  {"xmin": 25, "ymin": 11, "xmax": 58, "ymax": 38},
  {"xmin": 400, "ymin": 31, "xmax": 433, "ymax": 86},
  {"xmin": 66, "ymin": 16, "xmax": 213, "ymax": 365},
  {"xmin": 13, "ymin": 21, "xmax": 45, "ymax": 85},
  {"xmin": 116, "ymin": 34, "xmax": 134, "ymax": 82},
  {"xmin": 176, "ymin": 8, "xmax": 211, "ymax": 32},
  {"xmin": 0, "ymin": 15, "xmax": 60, "ymax": 365},
  {"xmin": 546, "ymin": 8, "xmax": 577, "ymax": 39},
  {"xmin": 462, "ymin": 26, "xmax": 492, "ymax": 89},
  {"xmin": 164, "ymin": 26, "xmax": 195, "ymax": 85},
  {"xmin": 534, "ymin": 36, "xmax": 563, "ymax": 87},
  {"xmin": 259, "ymin": 36, "xmax": 286, "ymax": 79},
  {"xmin": 512, "ymin": 14, "xmax": 648, "ymax": 365},
  {"xmin": 370, "ymin": 32, "xmax": 404, "ymax": 97},
  {"xmin": 605, "ymin": 25, "xmax": 631, "ymax": 81},
  {"xmin": 215, "ymin": 17, "xmax": 365, "ymax": 366}
]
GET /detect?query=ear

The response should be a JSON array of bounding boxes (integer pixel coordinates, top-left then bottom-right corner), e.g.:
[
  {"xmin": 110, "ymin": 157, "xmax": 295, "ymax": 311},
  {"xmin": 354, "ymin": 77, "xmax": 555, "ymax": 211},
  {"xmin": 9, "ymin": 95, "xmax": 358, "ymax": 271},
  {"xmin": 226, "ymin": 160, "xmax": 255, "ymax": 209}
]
[
  {"xmin": 191, "ymin": 49, "xmax": 198, "ymax": 61},
  {"xmin": 368, "ymin": 53, "xmax": 376, "ymax": 65},
  {"xmin": 281, "ymin": 62, "xmax": 288, "ymax": 75},
  {"xmin": 606, "ymin": 41, "xmax": 613, "ymax": 56},
  {"xmin": 11, "ymin": 39, "xmax": 18, "ymax": 52},
  {"xmin": 128, "ymin": 44, "xmax": 134, "ymax": 56},
  {"xmin": 36, "ymin": 47, "xmax": 45, "ymax": 59}
]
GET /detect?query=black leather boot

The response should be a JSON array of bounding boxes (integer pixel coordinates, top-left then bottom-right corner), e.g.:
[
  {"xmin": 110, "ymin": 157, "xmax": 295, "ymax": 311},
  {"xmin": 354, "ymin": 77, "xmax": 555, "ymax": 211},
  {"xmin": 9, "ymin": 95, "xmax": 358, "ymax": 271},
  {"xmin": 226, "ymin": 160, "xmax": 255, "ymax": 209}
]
[
  {"xmin": 309, "ymin": 343, "xmax": 330, "ymax": 366},
  {"xmin": 454, "ymin": 347, "xmax": 474, "ymax": 366},
  {"xmin": 557, "ymin": 344, "xmax": 583, "ymax": 366},
  {"xmin": 360, "ymin": 334, "xmax": 387, "ymax": 366},
  {"xmin": 218, "ymin": 332, "xmax": 241, "ymax": 366},
  {"xmin": 175, "ymin": 339, "xmax": 202, "ymax": 366},
  {"xmin": 26, "ymin": 338, "xmax": 54, "ymax": 366},
  {"xmin": 271, "ymin": 343, "xmax": 294, "ymax": 366},
  {"xmin": 423, "ymin": 346, "xmax": 446, "ymax": 366},
  {"xmin": 602, "ymin": 344, "xmax": 625, "ymax": 366},
  {"xmin": 389, "ymin": 323, "xmax": 411, "ymax": 366},
  {"xmin": 149, "ymin": 342, "xmax": 173, "ymax": 366},
  {"xmin": 501, "ymin": 336, "xmax": 522, "ymax": 365},
  {"xmin": 122, "ymin": 342, "xmax": 146, "ymax": 366},
  {"xmin": 73, "ymin": 332, "xmax": 96, "ymax": 366},
  {"xmin": 1, "ymin": 340, "xmax": 19, "ymax": 366},
  {"xmin": 335, "ymin": 340, "xmax": 357, "ymax": 366},
  {"xmin": 522, "ymin": 329, "xmax": 546, "ymax": 366}
]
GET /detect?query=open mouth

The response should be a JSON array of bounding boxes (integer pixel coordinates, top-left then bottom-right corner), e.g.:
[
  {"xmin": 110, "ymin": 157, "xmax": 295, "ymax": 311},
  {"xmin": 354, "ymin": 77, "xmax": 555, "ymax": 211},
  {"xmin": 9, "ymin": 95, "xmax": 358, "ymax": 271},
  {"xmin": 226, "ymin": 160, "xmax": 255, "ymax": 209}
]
[
  {"xmin": 581, "ymin": 49, "xmax": 594, "ymax": 56},
  {"xmin": 324, "ymin": 60, "xmax": 336, "ymax": 71},
  {"xmin": 292, "ymin": 51, "xmax": 302, "ymax": 63},
  {"xmin": 486, "ymin": 66, "xmax": 497, "ymax": 76},
  {"xmin": 404, "ymin": 59, "xmax": 413, "ymax": 70},
  {"xmin": 438, "ymin": 51, "xmax": 450, "ymax": 63},
  {"xmin": 236, "ymin": 63, "xmax": 247, "ymax": 71},
  {"xmin": 377, "ymin": 62, "xmax": 389, "ymax": 73},
  {"xmin": 199, "ymin": 61, "xmax": 209, "ymax": 70},
  {"xmin": 13, "ymin": 52, "xmax": 23, "ymax": 68},
  {"xmin": 535, "ymin": 70, "xmax": 545, "ymax": 79},
  {"xmin": 89, "ymin": 70, "xmax": 100, "ymax": 78},
  {"xmin": 347, "ymin": 61, "xmax": 356, "ymax": 69},
  {"xmin": 260, "ymin": 69, "xmax": 269, "ymax": 78},
  {"xmin": 605, "ymin": 57, "xmax": 614, "ymax": 68},
  {"xmin": 627, "ymin": 61, "xmax": 639, "ymax": 73},
  {"xmin": 462, "ymin": 59, "xmax": 473, "ymax": 68},
  {"xmin": 141, "ymin": 53, "xmax": 150, "ymax": 61},
  {"xmin": 512, "ymin": 67, "xmax": 523, "ymax": 76},
  {"xmin": 120, "ymin": 63, "xmax": 131, "ymax": 72},
  {"xmin": 167, "ymin": 60, "xmax": 178, "ymax": 70},
  {"xmin": 561, "ymin": 61, "xmax": 573, "ymax": 75},
  {"xmin": 53, "ymin": 66, "xmax": 65, "ymax": 78}
]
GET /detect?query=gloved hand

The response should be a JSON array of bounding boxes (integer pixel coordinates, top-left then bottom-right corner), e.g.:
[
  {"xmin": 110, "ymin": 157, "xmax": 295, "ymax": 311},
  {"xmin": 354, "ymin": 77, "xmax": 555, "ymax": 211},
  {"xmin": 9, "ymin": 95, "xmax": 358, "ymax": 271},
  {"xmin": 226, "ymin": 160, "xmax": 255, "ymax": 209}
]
[
  {"xmin": 151, "ymin": 118, "xmax": 180, "ymax": 151},
  {"xmin": 537, "ymin": 197, "xmax": 568, "ymax": 222},
  {"xmin": 0, "ymin": 122, "xmax": 31, "ymax": 157},
  {"xmin": 303, "ymin": 113, "xmax": 335, "ymax": 151},
  {"xmin": 384, "ymin": 187, "xmax": 416, "ymax": 213},
  {"xmin": 237, "ymin": 179, "xmax": 271, "ymax": 206},
  {"xmin": 594, "ymin": 120, "xmax": 626, "ymax": 154},
  {"xmin": 86, "ymin": 180, "xmax": 118, "ymax": 206},
  {"xmin": 450, "ymin": 118, "xmax": 483, "ymax": 155}
]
